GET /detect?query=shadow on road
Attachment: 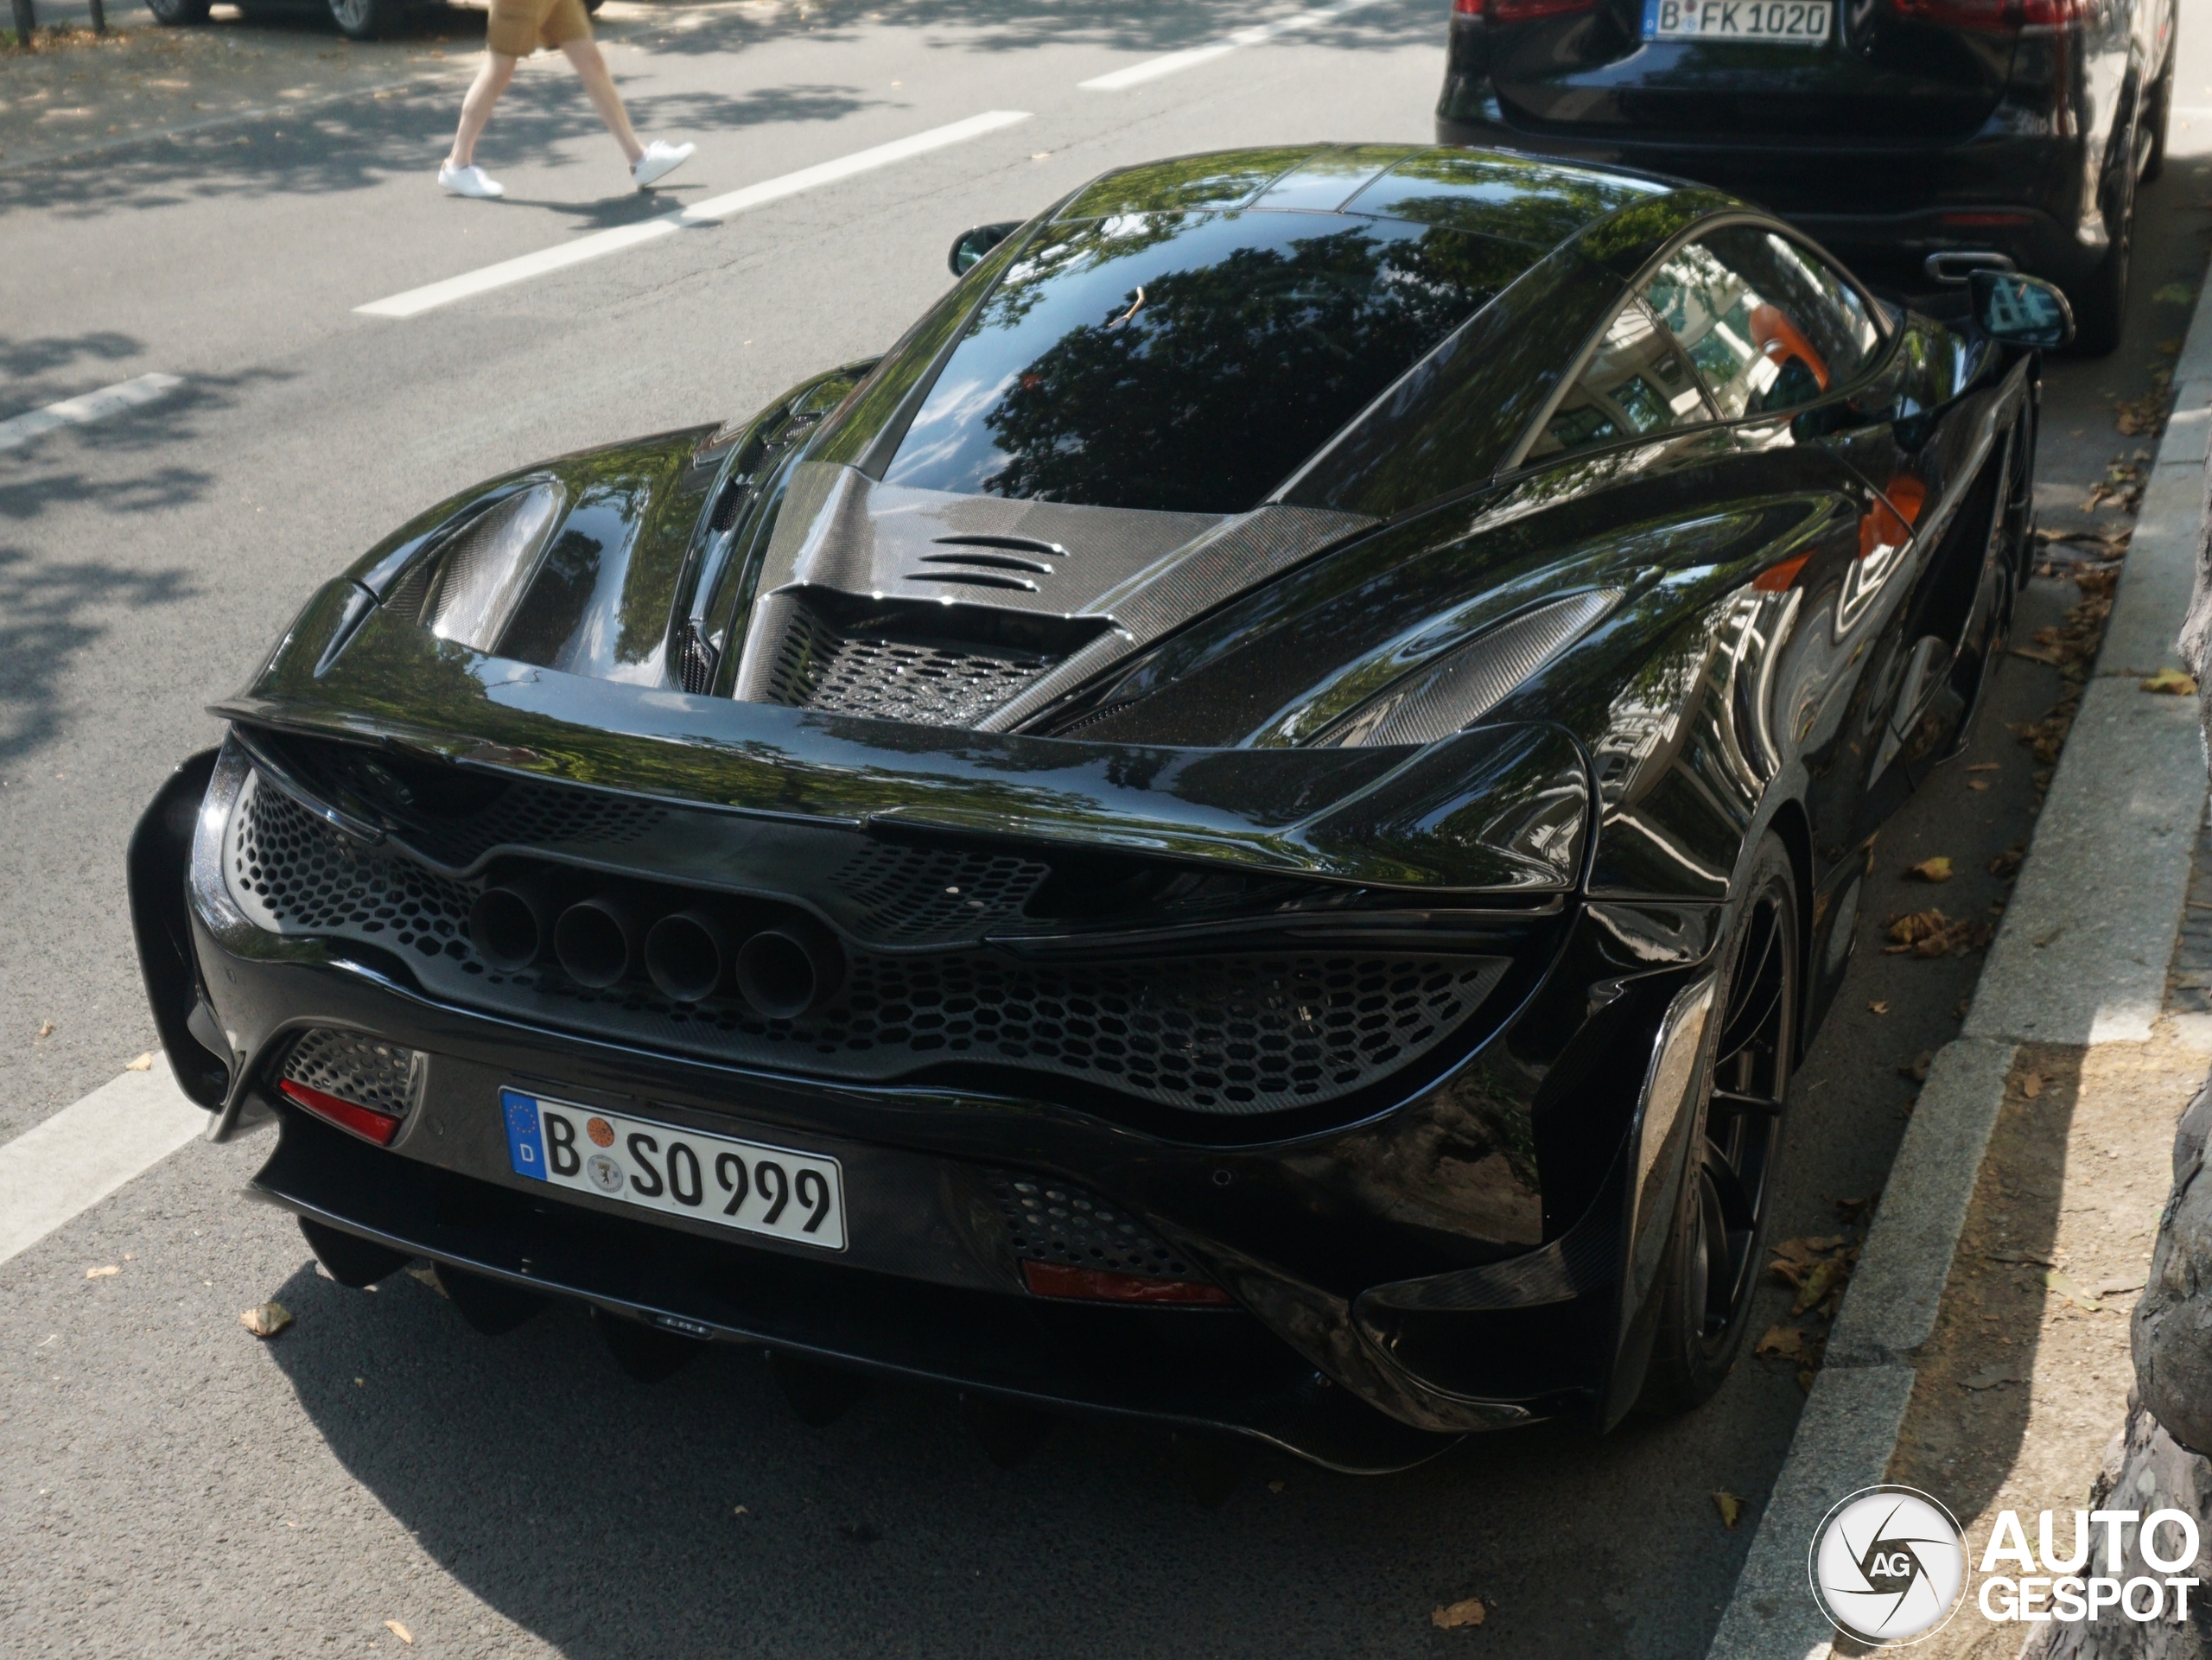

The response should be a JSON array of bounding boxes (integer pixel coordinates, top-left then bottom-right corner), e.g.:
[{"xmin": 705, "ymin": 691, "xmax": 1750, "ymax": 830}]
[{"xmin": 256, "ymin": 1249, "xmax": 1682, "ymax": 1657}]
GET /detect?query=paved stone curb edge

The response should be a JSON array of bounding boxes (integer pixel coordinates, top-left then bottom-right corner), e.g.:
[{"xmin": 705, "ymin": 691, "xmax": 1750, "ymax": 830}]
[{"xmin": 1706, "ymin": 279, "xmax": 2212, "ymax": 1660}]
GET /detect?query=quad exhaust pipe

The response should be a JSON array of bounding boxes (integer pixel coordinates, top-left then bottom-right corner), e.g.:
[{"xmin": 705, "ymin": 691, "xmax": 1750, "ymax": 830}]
[{"xmin": 467, "ymin": 876, "xmax": 844, "ymax": 1018}]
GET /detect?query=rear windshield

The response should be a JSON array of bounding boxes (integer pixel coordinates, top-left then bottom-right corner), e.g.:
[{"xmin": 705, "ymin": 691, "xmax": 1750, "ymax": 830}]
[{"xmin": 881, "ymin": 211, "xmax": 1527, "ymax": 516}]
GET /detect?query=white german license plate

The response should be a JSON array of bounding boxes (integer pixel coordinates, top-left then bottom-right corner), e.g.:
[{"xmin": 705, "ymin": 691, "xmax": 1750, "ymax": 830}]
[
  {"xmin": 1645, "ymin": 0, "xmax": 1831, "ymax": 42},
  {"xmin": 502, "ymin": 1088, "xmax": 846, "ymax": 1250}
]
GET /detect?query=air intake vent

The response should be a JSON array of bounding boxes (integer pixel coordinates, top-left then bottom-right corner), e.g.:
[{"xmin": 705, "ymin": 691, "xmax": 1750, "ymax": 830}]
[
  {"xmin": 766, "ymin": 602, "xmax": 1054, "ymax": 727},
  {"xmin": 677, "ymin": 620, "xmax": 719, "ymax": 696}
]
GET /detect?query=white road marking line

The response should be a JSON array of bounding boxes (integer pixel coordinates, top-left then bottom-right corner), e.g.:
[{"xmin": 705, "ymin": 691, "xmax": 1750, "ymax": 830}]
[
  {"xmin": 0, "ymin": 1055, "xmax": 208, "ymax": 1268},
  {"xmin": 1079, "ymin": 0, "xmax": 1388, "ymax": 91},
  {"xmin": 357, "ymin": 109, "xmax": 1033, "ymax": 320},
  {"xmin": 0, "ymin": 372, "xmax": 184, "ymax": 455}
]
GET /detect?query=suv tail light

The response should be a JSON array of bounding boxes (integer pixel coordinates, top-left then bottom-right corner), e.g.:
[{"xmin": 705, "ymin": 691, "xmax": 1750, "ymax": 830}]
[
  {"xmin": 1453, "ymin": 0, "xmax": 1599, "ymax": 20},
  {"xmin": 1891, "ymin": 0, "xmax": 2080, "ymax": 30}
]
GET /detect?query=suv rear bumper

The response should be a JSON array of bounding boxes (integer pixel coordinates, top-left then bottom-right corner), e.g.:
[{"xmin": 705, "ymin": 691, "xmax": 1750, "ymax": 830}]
[{"xmin": 1433, "ymin": 115, "xmax": 2098, "ymax": 288}]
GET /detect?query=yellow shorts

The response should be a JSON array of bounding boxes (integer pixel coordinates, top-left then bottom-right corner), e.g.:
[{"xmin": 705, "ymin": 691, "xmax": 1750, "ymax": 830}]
[{"xmin": 486, "ymin": 0, "xmax": 590, "ymax": 57}]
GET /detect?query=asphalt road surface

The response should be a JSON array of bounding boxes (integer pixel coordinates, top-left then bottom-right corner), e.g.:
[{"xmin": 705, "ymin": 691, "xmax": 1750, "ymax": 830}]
[{"xmin": 4, "ymin": 3, "xmax": 2211, "ymax": 1654}]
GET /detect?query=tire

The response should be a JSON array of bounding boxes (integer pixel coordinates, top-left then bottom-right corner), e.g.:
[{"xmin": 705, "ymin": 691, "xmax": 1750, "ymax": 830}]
[
  {"xmin": 144, "ymin": 0, "xmax": 213, "ymax": 23},
  {"xmin": 584, "ymin": 0, "xmax": 603, "ymax": 10},
  {"xmin": 2069, "ymin": 124, "xmax": 2139, "ymax": 357},
  {"xmin": 2142, "ymin": 35, "xmax": 2176, "ymax": 186},
  {"xmin": 1640, "ymin": 834, "xmax": 1799, "ymax": 1415},
  {"xmin": 327, "ymin": 0, "xmax": 396, "ymax": 40}
]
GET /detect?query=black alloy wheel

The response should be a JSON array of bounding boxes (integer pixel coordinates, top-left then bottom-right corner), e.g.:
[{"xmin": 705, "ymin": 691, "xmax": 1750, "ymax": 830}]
[
  {"xmin": 1642, "ymin": 834, "xmax": 1798, "ymax": 1412},
  {"xmin": 2071, "ymin": 122, "xmax": 2139, "ymax": 356}
]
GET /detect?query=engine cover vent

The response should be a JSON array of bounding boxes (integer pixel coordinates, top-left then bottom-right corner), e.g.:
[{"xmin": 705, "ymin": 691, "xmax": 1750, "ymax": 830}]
[{"xmin": 764, "ymin": 598, "xmax": 1058, "ymax": 728}]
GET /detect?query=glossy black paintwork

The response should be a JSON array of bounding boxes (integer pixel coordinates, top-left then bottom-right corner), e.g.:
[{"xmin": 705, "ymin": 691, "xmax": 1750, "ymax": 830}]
[
  {"xmin": 1435, "ymin": 0, "xmax": 2177, "ymax": 291},
  {"xmin": 129, "ymin": 146, "xmax": 2048, "ymax": 1463}
]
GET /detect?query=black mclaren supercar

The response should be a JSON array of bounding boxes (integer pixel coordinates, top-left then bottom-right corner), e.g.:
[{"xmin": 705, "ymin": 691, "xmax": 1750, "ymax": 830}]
[{"xmin": 130, "ymin": 143, "xmax": 2072, "ymax": 1472}]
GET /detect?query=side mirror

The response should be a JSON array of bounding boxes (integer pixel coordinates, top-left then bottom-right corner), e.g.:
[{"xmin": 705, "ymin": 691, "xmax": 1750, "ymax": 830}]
[
  {"xmin": 948, "ymin": 221, "xmax": 1022, "ymax": 277},
  {"xmin": 1969, "ymin": 269, "xmax": 2075, "ymax": 350}
]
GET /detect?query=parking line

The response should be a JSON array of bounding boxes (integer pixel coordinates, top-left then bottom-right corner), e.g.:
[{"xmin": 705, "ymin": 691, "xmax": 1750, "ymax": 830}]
[
  {"xmin": 0, "ymin": 372, "xmax": 184, "ymax": 455},
  {"xmin": 1078, "ymin": 0, "xmax": 1388, "ymax": 92},
  {"xmin": 0, "ymin": 1057, "xmax": 208, "ymax": 1268},
  {"xmin": 356, "ymin": 109, "xmax": 1033, "ymax": 320}
]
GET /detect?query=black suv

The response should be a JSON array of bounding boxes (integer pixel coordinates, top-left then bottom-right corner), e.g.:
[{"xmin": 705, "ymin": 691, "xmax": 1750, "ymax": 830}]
[{"xmin": 1436, "ymin": 0, "xmax": 2177, "ymax": 351}]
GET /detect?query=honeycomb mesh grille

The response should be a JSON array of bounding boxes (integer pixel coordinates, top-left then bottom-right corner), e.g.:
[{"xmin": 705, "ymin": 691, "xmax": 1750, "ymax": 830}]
[
  {"xmin": 766, "ymin": 603, "xmax": 1052, "ymax": 728},
  {"xmin": 221, "ymin": 767, "xmax": 1507, "ymax": 1116},
  {"xmin": 227, "ymin": 774, "xmax": 484, "ymax": 964},
  {"xmin": 831, "ymin": 842, "xmax": 1052, "ymax": 942},
  {"xmin": 281, "ymin": 1028, "xmax": 422, "ymax": 1118},
  {"xmin": 986, "ymin": 1170, "xmax": 1196, "ymax": 1279},
  {"xmin": 425, "ymin": 782, "xmax": 668, "ymax": 866}
]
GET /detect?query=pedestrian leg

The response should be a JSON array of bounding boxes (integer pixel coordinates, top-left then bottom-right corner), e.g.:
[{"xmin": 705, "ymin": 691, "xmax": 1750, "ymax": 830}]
[
  {"xmin": 448, "ymin": 50, "xmax": 519, "ymax": 169},
  {"xmin": 561, "ymin": 36, "xmax": 644, "ymax": 167}
]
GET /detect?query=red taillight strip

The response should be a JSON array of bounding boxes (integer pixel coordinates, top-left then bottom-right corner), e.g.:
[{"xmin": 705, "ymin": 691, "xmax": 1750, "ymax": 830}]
[
  {"xmin": 1454, "ymin": 0, "xmax": 1599, "ymax": 17},
  {"xmin": 279, "ymin": 1078, "xmax": 401, "ymax": 1147},
  {"xmin": 1021, "ymin": 1261, "xmax": 1234, "ymax": 1305}
]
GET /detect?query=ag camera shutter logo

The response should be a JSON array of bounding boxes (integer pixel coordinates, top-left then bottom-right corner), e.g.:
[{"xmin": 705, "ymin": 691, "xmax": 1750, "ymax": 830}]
[{"xmin": 1809, "ymin": 1485, "xmax": 1969, "ymax": 1645}]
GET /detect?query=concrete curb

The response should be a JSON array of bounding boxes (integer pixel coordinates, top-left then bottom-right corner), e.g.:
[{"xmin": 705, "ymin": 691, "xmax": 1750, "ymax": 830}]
[{"xmin": 1706, "ymin": 276, "xmax": 2212, "ymax": 1659}]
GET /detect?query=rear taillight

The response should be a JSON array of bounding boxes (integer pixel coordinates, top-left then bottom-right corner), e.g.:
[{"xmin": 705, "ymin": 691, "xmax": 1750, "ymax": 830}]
[
  {"xmin": 1021, "ymin": 1262, "xmax": 1234, "ymax": 1305},
  {"xmin": 280, "ymin": 1078, "xmax": 402, "ymax": 1147},
  {"xmin": 1453, "ymin": 0, "xmax": 1599, "ymax": 19},
  {"xmin": 1891, "ymin": 0, "xmax": 2079, "ymax": 30}
]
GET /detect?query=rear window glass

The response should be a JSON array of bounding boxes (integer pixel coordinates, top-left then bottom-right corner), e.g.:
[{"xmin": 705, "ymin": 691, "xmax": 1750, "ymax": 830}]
[
  {"xmin": 1345, "ymin": 151, "xmax": 1667, "ymax": 247},
  {"xmin": 882, "ymin": 211, "xmax": 1527, "ymax": 515}
]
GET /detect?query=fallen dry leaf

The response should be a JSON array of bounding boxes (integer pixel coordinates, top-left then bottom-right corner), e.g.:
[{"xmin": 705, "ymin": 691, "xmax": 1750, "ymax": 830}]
[
  {"xmin": 1267, "ymin": 1480, "xmax": 1285, "ymax": 1493},
  {"xmin": 2022, "ymin": 1074, "xmax": 2044, "ymax": 1098},
  {"xmin": 1884, "ymin": 909, "xmax": 1991, "ymax": 957},
  {"xmin": 1868, "ymin": 1000, "xmax": 1889, "ymax": 1014},
  {"xmin": 2115, "ymin": 391, "xmax": 2170, "ymax": 437},
  {"xmin": 1906, "ymin": 855, "xmax": 1955, "ymax": 882},
  {"xmin": 86, "ymin": 1265, "xmax": 119, "ymax": 1280},
  {"xmin": 385, "ymin": 1619, "xmax": 414, "ymax": 1645},
  {"xmin": 1755, "ymin": 1325, "xmax": 1802, "ymax": 1359},
  {"xmin": 1962, "ymin": 1364, "xmax": 2020, "ymax": 1390},
  {"xmin": 124, "ymin": 1053, "xmax": 153, "ymax": 1072},
  {"xmin": 2143, "ymin": 668, "xmax": 2199, "ymax": 696},
  {"xmin": 1967, "ymin": 779, "xmax": 1990, "ymax": 791},
  {"xmin": 1793, "ymin": 1256, "xmax": 1849, "ymax": 1315},
  {"xmin": 35, "ymin": 1020, "xmax": 54, "ymax": 1040},
  {"xmin": 1967, "ymin": 762, "xmax": 2000, "ymax": 772},
  {"xmin": 1713, "ymin": 1491, "xmax": 1745, "ymax": 1529},
  {"xmin": 1432, "ymin": 1598, "xmax": 1486, "ymax": 1630},
  {"xmin": 2044, "ymin": 1269, "xmax": 2102, "ymax": 1313},
  {"xmin": 1834, "ymin": 1194, "xmax": 1874, "ymax": 1224},
  {"xmin": 1989, "ymin": 845, "xmax": 2025, "ymax": 881},
  {"xmin": 240, "ymin": 1301, "xmax": 293, "ymax": 1339}
]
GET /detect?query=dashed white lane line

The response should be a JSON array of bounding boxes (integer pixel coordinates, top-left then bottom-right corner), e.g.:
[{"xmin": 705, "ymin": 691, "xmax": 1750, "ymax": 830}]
[
  {"xmin": 0, "ymin": 372, "xmax": 184, "ymax": 455},
  {"xmin": 357, "ymin": 109, "xmax": 1033, "ymax": 320},
  {"xmin": 0, "ymin": 1056, "xmax": 207, "ymax": 1268},
  {"xmin": 1078, "ymin": 0, "xmax": 1389, "ymax": 91}
]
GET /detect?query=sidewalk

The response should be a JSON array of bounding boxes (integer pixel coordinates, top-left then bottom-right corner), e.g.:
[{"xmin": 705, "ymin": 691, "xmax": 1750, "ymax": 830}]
[{"xmin": 1709, "ymin": 280, "xmax": 2212, "ymax": 1657}]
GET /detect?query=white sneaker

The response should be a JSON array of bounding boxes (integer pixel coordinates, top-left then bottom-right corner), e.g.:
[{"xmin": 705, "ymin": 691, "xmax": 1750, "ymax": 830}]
[
  {"xmin": 631, "ymin": 140, "xmax": 696, "ymax": 190},
  {"xmin": 438, "ymin": 162, "xmax": 505, "ymax": 200}
]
